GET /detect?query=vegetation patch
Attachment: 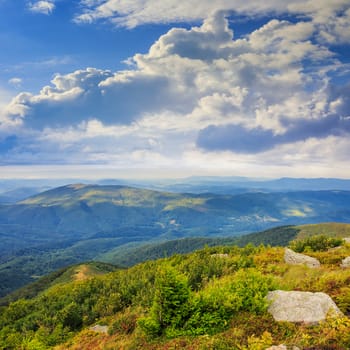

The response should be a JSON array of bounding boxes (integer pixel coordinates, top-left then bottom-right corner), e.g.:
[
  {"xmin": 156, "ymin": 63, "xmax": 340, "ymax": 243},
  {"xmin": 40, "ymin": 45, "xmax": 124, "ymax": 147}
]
[
  {"xmin": 289, "ymin": 235, "xmax": 344, "ymax": 253},
  {"xmin": 1, "ymin": 229, "xmax": 350, "ymax": 349}
]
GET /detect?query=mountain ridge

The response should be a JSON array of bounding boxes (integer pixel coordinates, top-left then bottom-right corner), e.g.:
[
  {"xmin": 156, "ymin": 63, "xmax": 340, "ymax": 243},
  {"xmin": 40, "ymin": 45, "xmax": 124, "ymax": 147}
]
[{"xmin": 2, "ymin": 177, "xmax": 350, "ymax": 204}]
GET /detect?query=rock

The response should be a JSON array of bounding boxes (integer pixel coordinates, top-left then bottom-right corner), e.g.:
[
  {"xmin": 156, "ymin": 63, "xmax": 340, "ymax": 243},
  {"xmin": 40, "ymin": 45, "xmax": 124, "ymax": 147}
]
[
  {"xmin": 284, "ymin": 248, "xmax": 320, "ymax": 268},
  {"xmin": 89, "ymin": 324, "xmax": 109, "ymax": 334},
  {"xmin": 344, "ymin": 237, "xmax": 350, "ymax": 244},
  {"xmin": 211, "ymin": 253, "xmax": 229, "ymax": 258},
  {"xmin": 340, "ymin": 256, "xmax": 350, "ymax": 268},
  {"xmin": 267, "ymin": 290, "xmax": 342, "ymax": 323},
  {"xmin": 265, "ymin": 346, "xmax": 287, "ymax": 350}
]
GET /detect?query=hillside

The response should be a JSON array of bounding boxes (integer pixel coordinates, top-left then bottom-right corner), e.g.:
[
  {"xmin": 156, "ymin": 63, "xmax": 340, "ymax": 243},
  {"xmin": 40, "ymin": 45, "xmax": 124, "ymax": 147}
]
[
  {"xmin": 97, "ymin": 225, "xmax": 299, "ymax": 266},
  {"xmin": 1, "ymin": 181, "xmax": 350, "ymax": 297},
  {"xmin": 0, "ymin": 261, "xmax": 118, "ymax": 306},
  {"xmin": 1, "ymin": 223, "xmax": 350, "ymax": 302},
  {"xmin": 1, "ymin": 234, "xmax": 350, "ymax": 349},
  {"xmin": 97, "ymin": 223, "xmax": 350, "ymax": 266},
  {"xmin": 3, "ymin": 184, "xmax": 350, "ymax": 245}
]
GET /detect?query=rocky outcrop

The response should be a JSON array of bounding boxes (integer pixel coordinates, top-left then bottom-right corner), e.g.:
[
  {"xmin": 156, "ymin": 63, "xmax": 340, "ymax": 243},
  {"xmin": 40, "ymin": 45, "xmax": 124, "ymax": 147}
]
[
  {"xmin": 340, "ymin": 256, "xmax": 350, "ymax": 268},
  {"xmin": 344, "ymin": 237, "xmax": 350, "ymax": 244},
  {"xmin": 284, "ymin": 248, "xmax": 320, "ymax": 268},
  {"xmin": 267, "ymin": 290, "xmax": 342, "ymax": 323}
]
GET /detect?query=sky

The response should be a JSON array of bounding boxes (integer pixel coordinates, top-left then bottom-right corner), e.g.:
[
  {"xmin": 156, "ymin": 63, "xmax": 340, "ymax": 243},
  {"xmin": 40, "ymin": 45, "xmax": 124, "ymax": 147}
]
[{"xmin": 0, "ymin": 0, "xmax": 350, "ymax": 179}]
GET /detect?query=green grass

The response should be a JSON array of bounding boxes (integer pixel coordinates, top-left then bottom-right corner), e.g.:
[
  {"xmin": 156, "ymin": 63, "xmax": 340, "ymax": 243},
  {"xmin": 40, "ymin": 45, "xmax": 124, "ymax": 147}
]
[
  {"xmin": 296, "ymin": 222, "xmax": 350, "ymax": 239},
  {"xmin": 0, "ymin": 262, "xmax": 118, "ymax": 306}
]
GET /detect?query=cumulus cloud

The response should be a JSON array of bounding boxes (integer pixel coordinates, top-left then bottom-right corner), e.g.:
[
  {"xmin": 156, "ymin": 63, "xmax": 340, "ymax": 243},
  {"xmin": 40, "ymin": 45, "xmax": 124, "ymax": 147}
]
[
  {"xmin": 5, "ymin": 66, "xmax": 196, "ymax": 128},
  {"xmin": 28, "ymin": 1, "xmax": 55, "ymax": 15},
  {"xmin": 3, "ymin": 11, "xmax": 350, "ymax": 173},
  {"xmin": 288, "ymin": 0, "xmax": 350, "ymax": 44}
]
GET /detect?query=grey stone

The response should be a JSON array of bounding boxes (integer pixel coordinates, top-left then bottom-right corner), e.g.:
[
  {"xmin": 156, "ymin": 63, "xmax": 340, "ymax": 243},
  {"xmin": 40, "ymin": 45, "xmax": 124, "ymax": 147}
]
[
  {"xmin": 340, "ymin": 256, "xmax": 350, "ymax": 268},
  {"xmin": 267, "ymin": 290, "xmax": 342, "ymax": 323},
  {"xmin": 344, "ymin": 237, "xmax": 350, "ymax": 244},
  {"xmin": 265, "ymin": 346, "xmax": 287, "ymax": 350},
  {"xmin": 210, "ymin": 253, "xmax": 229, "ymax": 258},
  {"xmin": 89, "ymin": 324, "xmax": 109, "ymax": 334},
  {"xmin": 284, "ymin": 248, "xmax": 320, "ymax": 268}
]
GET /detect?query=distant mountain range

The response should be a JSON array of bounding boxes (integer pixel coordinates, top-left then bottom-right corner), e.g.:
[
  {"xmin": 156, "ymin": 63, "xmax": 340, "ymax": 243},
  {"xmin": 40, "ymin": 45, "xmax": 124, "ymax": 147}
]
[
  {"xmin": 161, "ymin": 176, "xmax": 350, "ymax": 193},
  {"xmin": 1, "ymin": 183, "xmax": 350, "ymax": 252},
  {"xmin": 1, "ymin": 177, "xmax": 350, "ymax": 203}
]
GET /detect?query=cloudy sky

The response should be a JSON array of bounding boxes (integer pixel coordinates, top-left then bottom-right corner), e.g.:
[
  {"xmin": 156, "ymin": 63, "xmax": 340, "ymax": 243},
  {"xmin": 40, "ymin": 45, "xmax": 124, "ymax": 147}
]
[{"xmin": 0, "ymin": 0, "xmax": 349, "ymax": 179}]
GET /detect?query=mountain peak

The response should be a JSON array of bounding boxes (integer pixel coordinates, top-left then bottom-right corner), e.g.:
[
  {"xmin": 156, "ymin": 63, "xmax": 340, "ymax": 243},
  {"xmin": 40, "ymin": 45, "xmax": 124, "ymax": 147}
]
[{"xmin": 66, "ymin": 183, "xmax": 90, "ymax": 190}]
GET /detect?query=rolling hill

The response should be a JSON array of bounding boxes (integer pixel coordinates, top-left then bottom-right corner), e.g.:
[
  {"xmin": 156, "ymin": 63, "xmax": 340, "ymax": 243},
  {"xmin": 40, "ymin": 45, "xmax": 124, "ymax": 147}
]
[
  {"xmin": 2, "ymin": 184, "xmax": 350, "ymax": 244},
  {"xmin": 1, "ymin": 184, "xmax": 350, "ymax": 296},
  {"xmin": 0, "ymin": 261, "xmax": 118, "ymax": 306},
  {"xmin": 96, "ymin": 223, "xmax": 350, "ymax": 267}
]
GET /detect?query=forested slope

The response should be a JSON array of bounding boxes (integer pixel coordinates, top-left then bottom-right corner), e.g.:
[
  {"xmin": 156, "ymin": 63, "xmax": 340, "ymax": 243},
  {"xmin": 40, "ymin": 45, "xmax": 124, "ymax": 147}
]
[{"xmin": 1, "ymin": 233, "xmax": 350, "ymax": 349}]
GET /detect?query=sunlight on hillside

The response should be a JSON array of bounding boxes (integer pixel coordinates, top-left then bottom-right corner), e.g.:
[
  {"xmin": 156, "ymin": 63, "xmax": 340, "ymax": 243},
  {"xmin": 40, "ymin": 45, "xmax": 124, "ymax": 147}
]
[{"xmin": 282, "ymin": 205, "xmax": 313, "ymax": 217}]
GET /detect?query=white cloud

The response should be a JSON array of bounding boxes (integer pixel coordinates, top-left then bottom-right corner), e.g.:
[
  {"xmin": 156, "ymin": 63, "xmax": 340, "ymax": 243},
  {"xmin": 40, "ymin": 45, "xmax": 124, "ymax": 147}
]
[
  {"xmin": 288, "ymin": 0, "xmax": 350, "ymax": 44},
  {"xmin": 0, "ymin": 87, "xmax": 19, "ymax": 131},
  {"xmin": 28, "ymin": 1, "xmax": 55, "ymax": 15},
  {"xmin": 6, "ymin": 12, "xmax": 336, "ymax": 129},
  {"xmin": 75, "ymin": 0, "xmax": 350, "ymax": 45},
  {"xmin": 8, "ymin": 78, "xmax": 22, "ymax": 87},
  {"xmin": 75, "ymin": 0, "xmax": 300, "ymax": 27},
  {"xmin": 2, "ymin": 11, "xmax": 350, "ymax": 174}
]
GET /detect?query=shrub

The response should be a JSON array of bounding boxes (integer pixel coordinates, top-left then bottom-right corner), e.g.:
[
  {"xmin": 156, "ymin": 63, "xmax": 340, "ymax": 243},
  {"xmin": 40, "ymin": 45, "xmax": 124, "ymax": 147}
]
[
  {"xmin": 139, "ymin": 267, "xmax": 274, "ymax": 338},
  {"xmin": 137, "ymin": 316, "xmax": 161, "ymax": 338},
  {"xmin": 109, "ymin": 308, "xmax": 138, "ymax": 335},
  {"xmin": 138, "ymin": 265, "xmax": 191, "ymax": 337},
  {"xmin": 289, "ymin": 235, "xmax": 344, "ymax": 253},
  {"xmin": 333, "ymin": 287, "xmax": 350, "ymax": 316},
  {"xmin": 245, "ymin": 331, "xmax": 274, "ymax": 350},
  {"xmin": 58, "ymin": 302, "xmax": 83, "ymax": 330},
  {"xmin": 291, "ymin": 316, "xmax": 350, "ymax": 349},
  {"xmin": 183, "ymin": 269, "xmax": 274, "ymax": 335}
]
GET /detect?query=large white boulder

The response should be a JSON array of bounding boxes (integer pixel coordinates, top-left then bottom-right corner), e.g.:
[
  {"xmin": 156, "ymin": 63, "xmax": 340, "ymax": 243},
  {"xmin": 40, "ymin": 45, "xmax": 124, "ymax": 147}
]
[
  {"xmin": 267, "ymin": 290, "xmax": 342, "ymax": 323},
  {"xmin": 284, "ymin": 248, "xmax": 320, "ymax": 268}
]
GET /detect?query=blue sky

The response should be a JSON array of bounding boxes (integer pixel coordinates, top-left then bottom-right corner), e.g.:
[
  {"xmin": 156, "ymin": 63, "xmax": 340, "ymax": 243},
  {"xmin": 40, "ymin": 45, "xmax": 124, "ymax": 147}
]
[{"xmin": 0, "ymin": 0, "xmax": 349, "ymax": 179}]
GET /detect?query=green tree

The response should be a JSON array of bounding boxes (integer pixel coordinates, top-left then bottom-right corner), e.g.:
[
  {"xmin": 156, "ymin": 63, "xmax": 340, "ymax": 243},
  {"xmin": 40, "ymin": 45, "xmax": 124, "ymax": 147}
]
[
  {"xmin": 139, "ymin": 265, "xmax": 191, "ymax": 336},
  {"xmin": 58, "ymin": 302, "xmax": 82, "ymax": 330}
]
